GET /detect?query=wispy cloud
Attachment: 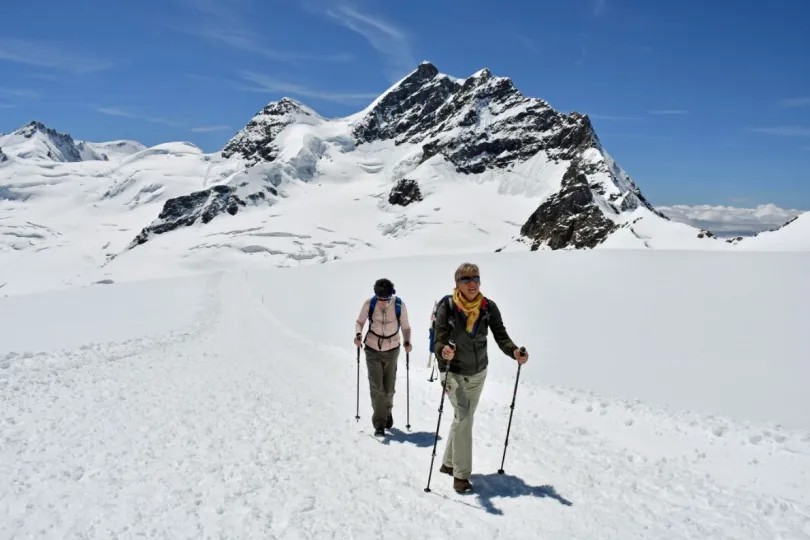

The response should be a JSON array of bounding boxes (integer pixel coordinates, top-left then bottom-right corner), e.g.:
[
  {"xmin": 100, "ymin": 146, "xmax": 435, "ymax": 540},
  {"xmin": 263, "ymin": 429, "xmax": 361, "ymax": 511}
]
[
  {"xmin": 514, "ymin": 35, "xmax": 540, "ymax": 55},
  {"xmin": 649, "ymin": 109, "xmax": 689, "ymax": 115},
  {"xmin": 239, "ymin": 72, "xmax": 378, "ymax": 105},
  {"xmin": 171, "ymin": 24, "xmax": 354, "ymax": 63},
  {"xmin": 323, "ymin": 3, "xmax": 416, "ymax": 82},
  {"xmin": 601, "ymin": 132, "xmax": 673, "ymax": 140},
  {"xmin": 190, "ymin": 125, "xmax": 232, "ymax": 133},
  {"xmin": 780, "ymin": 96, "xmax": 810, "ymax": 108},
  {"xmin": 748, "ymin": 126, "xmax": 810, "ymax": 137},
  {"xmin": 170, "ymin": 0, "xmax": 352, "ymax": 64},
  {"xmin": 0, "ymin": 88, "xmax": 38, "ymax": 99},
  {"xmin": 589, "ymin": 114, "xmax": 644, "ymax": 121},
  {"xmin": 0, "ymin": 38, "xmax": 114, "ymax": 73},
  {"xmin": 96, "ymin": 107, "xmax": 182, "ymax": 127},
  {"xmin": 593, "ymin": 0, "xmax": 607, "ymax": 16}
]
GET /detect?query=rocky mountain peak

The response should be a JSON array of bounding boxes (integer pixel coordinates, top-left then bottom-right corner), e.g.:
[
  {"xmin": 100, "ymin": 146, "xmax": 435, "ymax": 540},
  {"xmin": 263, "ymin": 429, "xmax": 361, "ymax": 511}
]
[
  {"xmin": 221, "ymin": 97, "xmax": 322, "ymax": 163},
  {"xmin": 6, "ymin": 121, "xmax": 82, "ymax": 162}
]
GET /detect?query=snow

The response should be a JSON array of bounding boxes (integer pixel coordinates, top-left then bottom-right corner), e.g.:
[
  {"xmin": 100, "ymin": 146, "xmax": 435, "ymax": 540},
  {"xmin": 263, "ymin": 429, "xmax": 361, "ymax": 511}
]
[
  {"xmin": 1, "ymin": 251, "xmax": 808, "ymax": 539},
  {"xmin": 76, "ymin": 140, "xmax": 147, "ymax": 161},
  {"xmin": 734, "ymin": 211, "xmax": 810, "ymax": 250}
]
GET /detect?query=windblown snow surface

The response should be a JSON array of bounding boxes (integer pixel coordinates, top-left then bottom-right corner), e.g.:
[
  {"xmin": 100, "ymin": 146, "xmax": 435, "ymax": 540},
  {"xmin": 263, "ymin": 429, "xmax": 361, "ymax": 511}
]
[{"xmin": 2, "ymin": 251, "xmax": 809, "ymax": 539}]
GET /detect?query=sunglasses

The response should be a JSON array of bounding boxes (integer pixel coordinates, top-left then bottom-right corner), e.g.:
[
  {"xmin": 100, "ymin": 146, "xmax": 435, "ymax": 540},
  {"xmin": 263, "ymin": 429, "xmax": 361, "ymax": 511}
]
[{"xmin": 457, "ymin": 276, "xmax": 480, "ymax": 284}]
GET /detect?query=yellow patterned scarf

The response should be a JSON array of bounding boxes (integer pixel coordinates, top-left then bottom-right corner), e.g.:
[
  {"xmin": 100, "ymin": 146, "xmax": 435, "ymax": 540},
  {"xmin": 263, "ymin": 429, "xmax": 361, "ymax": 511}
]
[{"xmin": 453, "ymin": 288, "xmax": 483, "ymax": 333}]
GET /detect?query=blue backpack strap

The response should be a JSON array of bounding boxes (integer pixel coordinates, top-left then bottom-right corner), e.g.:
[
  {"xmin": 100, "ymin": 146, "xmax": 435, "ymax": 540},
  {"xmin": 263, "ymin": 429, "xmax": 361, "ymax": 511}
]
[
  {"xmin": 368, "ymin": 296, "xmax": 377, "ymax": 322},
  {"xmin": 394, "ymin": 297, "xmax": 402, "ymax": 327}
]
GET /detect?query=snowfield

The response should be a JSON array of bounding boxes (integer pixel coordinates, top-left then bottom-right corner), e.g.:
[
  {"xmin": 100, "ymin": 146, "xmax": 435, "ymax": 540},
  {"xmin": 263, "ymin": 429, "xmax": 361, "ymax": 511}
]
[{"xmin": 2, "ymin": 251, "xmax": 809, "ymax": 539}]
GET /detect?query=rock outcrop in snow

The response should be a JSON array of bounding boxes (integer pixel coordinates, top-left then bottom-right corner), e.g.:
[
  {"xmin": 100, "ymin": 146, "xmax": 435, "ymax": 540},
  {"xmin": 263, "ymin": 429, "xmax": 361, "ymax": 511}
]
[
  {"xmin": 388, "ymin": 178, "xmax": 423, "ymax": 207},
  {"xmin": 519, "ymin": 162, "xmax": 619, "ymax": 250}
]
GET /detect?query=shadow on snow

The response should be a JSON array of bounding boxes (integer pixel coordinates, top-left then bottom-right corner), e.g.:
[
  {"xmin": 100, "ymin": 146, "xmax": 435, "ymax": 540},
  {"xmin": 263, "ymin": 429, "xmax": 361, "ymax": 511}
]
[
  {"xmin": 382, "ymin": 427, "xmax": 439, "ymax": 448},
  {"xmin": 466, "ymin": 472, "xmax": 573, "ymax": 516}
]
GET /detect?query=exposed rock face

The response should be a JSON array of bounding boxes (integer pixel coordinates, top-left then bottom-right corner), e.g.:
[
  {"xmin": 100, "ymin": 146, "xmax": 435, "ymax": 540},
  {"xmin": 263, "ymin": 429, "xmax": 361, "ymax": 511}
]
[
  {"xmin": 0, "ymin": 148, "xmax": 7, "ymax": 163},
  {"xmin": 18, "ymin": 121, "xmax": 83, "ymax": 162},
  {"xmin": 520, "ymin": 163, "xmax": 618, "ymax": 250},
  {"xmin": 353, "ymin": 62, "xmax": 459, "ymax": 144},
  {"xmin": 388, "ymin": 179, "xmax": 423, "ymax": 207},
  {"xmin": 222, "ymin": 98, "xmax": 322, "ymax": 164},
  {"xmin": 127, "ymin": 164, "xmax": 284, "ymax": 248},
  {"xmin": 352, "ymin": 63, "xmax": 597, "ymax": 175},
  {"xmin": 129, "ymin": 181, "xmax": 280, "ymax": 250},
  {"xmin": 129, "ymin": 186, "xmax": 246, "ymax": 246}
]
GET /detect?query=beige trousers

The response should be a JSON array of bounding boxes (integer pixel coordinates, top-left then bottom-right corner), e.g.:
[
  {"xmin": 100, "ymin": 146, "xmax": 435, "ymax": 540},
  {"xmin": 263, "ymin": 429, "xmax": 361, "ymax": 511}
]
[
  {"xmin": 365, "ymin": 346, "xmax": 399, "ymax": 429},
  {"xmin": 442, "ymin": 368, "xmax": 487, "ymax": 480}
]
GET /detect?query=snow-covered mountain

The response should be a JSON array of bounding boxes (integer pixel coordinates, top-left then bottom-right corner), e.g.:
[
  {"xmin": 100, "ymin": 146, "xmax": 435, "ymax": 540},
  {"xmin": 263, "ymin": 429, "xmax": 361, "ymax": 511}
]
[
  {"xmin": 0, "ymin": 62, "xmax": 806, "ymax": 295},
  {"xmin": 76, "ymin": 139, "xmax": 147, "ymax": 162},
  {"xmin": 0, "ymin": 121, "xmax": 83, "ymax": 163},
  {"xmin": 139, "ymin": 62, "xmax": 679, "ymax": 253}
]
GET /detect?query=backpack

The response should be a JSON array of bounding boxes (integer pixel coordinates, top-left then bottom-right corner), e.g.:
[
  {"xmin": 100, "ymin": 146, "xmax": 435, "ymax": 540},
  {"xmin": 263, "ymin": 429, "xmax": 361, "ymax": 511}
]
[
  {"xmin": 366, "ymin": 296, "xmax": 403, "ymax": 343},
  {"xmin": 428, "ymin": 295, "xmax": 452, "ymax": 352},
  {"xmin": 428, "ymin": 294, "xmax": 490, "ymax": 351}
]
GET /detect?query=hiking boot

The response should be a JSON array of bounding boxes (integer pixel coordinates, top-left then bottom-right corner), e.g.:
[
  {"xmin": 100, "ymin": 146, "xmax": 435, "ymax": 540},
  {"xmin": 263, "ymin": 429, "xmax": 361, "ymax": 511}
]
[
  {"xmin": 374, "ymin": 427, "xmax": 385, "ymax": 437},
  {"xmin": 386, "ymin": 413, "xmax": 393, "ymax": 429},
  {"xmin": 439, "ymin": 464, "xmax": 454, "ymax": 476},
  {"xmin": 453, "ymin": 477, "xmax": 473, "ymax": 493}
]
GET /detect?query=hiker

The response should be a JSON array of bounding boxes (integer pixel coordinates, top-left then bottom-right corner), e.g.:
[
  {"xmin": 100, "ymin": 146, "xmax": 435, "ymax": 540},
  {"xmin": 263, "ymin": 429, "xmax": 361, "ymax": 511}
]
[
  {"xmin": 432, "ymin": 262, "xmax": 528, "ymax": 493},
  {"xmin": 354, "ymin": 278, "xmax": 412, "ymax": 437}
]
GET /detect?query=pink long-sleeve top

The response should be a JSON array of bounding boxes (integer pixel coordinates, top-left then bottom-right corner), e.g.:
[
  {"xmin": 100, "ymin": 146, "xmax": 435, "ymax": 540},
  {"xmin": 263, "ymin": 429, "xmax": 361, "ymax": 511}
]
[{"xmin": 355, "ymin": 296, "xmax": 412, "ymax": 351}]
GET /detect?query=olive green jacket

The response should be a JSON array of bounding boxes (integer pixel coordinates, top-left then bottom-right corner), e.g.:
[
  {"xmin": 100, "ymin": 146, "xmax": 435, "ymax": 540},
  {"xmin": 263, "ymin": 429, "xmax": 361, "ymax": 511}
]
[{"xmin": 433, "ymin": 296, "xmax": 518, "ymax": 376}]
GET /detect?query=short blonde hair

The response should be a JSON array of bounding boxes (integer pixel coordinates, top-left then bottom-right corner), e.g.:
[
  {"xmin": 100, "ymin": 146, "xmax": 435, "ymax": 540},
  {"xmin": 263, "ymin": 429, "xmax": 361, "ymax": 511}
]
[{"xmin": 454, "ymin": 262, "xmax": 480, "ymax": 282}]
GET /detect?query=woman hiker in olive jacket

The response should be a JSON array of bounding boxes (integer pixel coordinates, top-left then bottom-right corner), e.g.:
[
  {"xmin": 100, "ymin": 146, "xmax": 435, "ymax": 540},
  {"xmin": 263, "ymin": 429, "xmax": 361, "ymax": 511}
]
[{"xmin": 432, "ymin": 262, "xmax": 529, "ymax": 493}]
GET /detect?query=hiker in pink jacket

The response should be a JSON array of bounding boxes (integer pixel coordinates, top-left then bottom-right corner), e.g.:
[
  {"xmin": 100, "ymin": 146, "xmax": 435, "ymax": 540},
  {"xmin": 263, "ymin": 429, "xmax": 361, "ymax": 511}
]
[{"xmin": 354, "ymin": 278, "xmax": 413, "ymax": 436}]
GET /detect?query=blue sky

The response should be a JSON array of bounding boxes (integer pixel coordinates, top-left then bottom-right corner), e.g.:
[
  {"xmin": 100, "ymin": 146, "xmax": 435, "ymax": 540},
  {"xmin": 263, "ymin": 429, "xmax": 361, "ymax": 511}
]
[{"xmin": 1, "ymin": 0, "xmax": 808, "ymax": 208}]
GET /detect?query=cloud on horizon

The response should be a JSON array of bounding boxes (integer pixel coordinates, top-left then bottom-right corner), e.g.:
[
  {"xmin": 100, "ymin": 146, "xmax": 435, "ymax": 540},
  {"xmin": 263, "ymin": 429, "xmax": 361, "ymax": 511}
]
[{"xmin": 658, "ymin": 203, "xmax": 805, "ymax": 236}]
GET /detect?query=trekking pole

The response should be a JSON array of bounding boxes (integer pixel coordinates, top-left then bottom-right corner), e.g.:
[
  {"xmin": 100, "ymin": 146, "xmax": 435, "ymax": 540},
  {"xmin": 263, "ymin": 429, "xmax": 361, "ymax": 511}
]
[
  {"xmin": 424, "ymin": 340, "xmax": 455, "ymax": 493},
  {"xmin": 406, "ymin": 351, "xmax": 411, "ymax": 430},
  {"xmin": 427, "ymin": 353, "xmax": 436, "ymax": 382},
  {"xmin": 355, "ymin": 345, "xmax": 361, "ymax": 422},
  {"xmin": 497, "ymin": 346, "xmax": 525, "ymax": 474}
]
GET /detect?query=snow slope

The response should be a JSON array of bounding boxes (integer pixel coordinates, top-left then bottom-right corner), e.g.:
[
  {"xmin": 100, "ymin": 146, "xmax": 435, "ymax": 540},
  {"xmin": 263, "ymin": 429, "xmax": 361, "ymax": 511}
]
[
  {"xmin": 0, "ymin": 141, "xmax": 246, "ymax": 294},
  {"xmin": 1, "ymin": 251, "xmax": 808, "ymax": 539},
  {"xmin": 732, "ymin": 211, "xmax": 810, "ymax": 251},
  {"xmin": 76, "ymin": 140, "xmax": 147, "ymax": 161}
]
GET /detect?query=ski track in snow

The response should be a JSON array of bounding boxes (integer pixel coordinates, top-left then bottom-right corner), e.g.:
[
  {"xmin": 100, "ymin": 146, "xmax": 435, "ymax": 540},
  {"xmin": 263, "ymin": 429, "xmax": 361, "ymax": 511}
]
[{"xmin": 1, "ymin": 271, "xmax": 809, "ymax": 539}]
